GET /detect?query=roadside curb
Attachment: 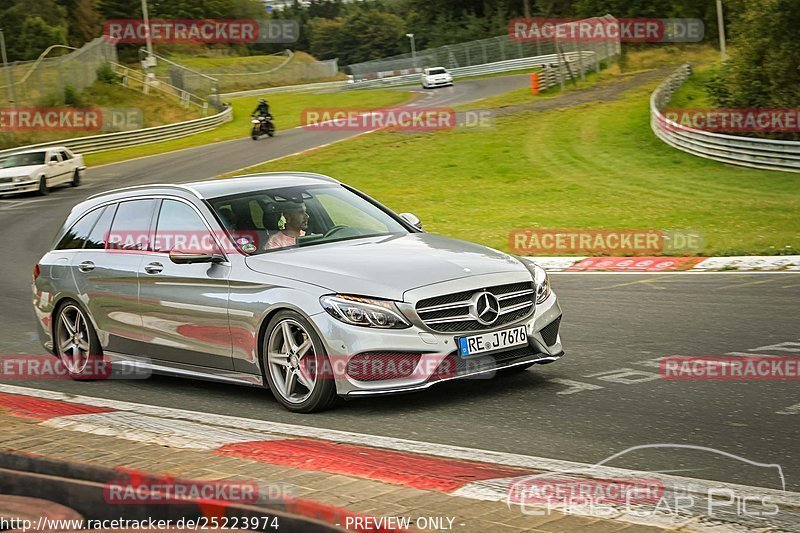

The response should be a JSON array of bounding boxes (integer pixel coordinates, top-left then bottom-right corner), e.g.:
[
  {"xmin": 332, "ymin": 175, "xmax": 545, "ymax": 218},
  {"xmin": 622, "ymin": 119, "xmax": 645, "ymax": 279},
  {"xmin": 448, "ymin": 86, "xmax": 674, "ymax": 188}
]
[
  {"xmin": 532, "ymin": 256, "xmax": 800, "ymax": 272},
  {"xmin": 2, "ymin": 385, "xmax": 797, "ymax": 531}
]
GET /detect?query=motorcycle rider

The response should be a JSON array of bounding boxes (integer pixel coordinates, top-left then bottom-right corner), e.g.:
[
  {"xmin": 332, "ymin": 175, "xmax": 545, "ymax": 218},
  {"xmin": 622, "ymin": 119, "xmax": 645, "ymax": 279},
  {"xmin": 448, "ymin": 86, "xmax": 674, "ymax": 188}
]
[
  {"xmin": 252, "ymin": 98, "xmax": 271, "ymax": 119},
  {"xmin": 251, "ymin": 98, "xmax": 273, "ymax": 136}
]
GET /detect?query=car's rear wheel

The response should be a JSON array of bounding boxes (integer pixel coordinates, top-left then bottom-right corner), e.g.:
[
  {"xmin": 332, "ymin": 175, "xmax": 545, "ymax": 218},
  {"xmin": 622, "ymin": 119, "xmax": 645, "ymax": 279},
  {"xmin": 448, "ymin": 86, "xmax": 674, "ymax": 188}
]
[
  {"xmin": 54, "ymin": 302, "xmax": 104, "ymax": 380},
  {"xmin": 262, "ymin": 311, "xmax": 338, "ymax": 413},
  {"xmin": 71, "ymin": 170, "xmax": 80, "ymax": 187}
]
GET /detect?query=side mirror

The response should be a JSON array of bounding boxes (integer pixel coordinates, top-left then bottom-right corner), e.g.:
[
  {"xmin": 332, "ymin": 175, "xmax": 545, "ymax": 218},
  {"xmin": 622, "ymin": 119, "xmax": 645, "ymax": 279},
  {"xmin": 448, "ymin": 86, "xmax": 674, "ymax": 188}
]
[
  {"xmin": 399, "ymin": 212, "xmax": 422, "ymax": 230},
  {"xmin": 169, "ymin": 250, "xmax": 225, "ymax": 265}
]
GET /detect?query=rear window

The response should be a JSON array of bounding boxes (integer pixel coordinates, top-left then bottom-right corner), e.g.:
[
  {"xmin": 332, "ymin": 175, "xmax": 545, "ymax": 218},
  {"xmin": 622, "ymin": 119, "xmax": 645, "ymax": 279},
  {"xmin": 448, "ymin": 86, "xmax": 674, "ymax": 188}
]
[
  {"xmin": 54, "ymin": 208, "xmax": 104, "ymax": 250},
  {"xmin": 85, "ymin": 204, "xmax": 117, "ymax": 250}
]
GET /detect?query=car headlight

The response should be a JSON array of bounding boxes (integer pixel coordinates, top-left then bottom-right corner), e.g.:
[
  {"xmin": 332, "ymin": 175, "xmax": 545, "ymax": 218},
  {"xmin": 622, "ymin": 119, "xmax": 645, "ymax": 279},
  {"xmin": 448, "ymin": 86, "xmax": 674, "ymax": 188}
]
[
  {"xmin": 518, "ymin": 258, "xmax": 551, "ymax": 304},
  {"xmin": 320, "ymin": 294, "xmax": 410, "ymax": 329},
  {"xmin": 13, "ymin": 176, "xmax": 29, "ymax": 183}
]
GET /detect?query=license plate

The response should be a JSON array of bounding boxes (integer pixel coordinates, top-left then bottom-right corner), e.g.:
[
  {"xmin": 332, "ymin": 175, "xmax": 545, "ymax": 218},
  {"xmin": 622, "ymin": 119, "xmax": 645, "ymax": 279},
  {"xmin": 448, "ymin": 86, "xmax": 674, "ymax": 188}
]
[{"xmin": 456, "ymin": 326, "xmax": 528, "ymax": 357}]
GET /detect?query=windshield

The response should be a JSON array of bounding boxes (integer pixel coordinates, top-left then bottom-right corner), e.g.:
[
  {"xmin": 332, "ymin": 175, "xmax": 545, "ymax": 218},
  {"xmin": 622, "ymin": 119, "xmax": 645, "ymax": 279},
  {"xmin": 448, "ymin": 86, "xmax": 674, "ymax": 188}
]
[
  {"xmin": 2, "ymin": 152, "xmax": 46, "ymax": 168},
  {"xmin": 208, "ymin": 184, "xmax": 408, "ymax": 254},
  {"xmin": 427, "ymin": 68, "xmax": 447, "ymax": 75}
]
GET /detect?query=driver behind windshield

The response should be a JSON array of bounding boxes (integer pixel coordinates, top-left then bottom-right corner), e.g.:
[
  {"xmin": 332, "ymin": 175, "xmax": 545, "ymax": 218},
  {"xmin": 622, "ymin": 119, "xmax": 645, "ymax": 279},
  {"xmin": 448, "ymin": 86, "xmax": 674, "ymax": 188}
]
[{"xmin": 265, "ymin": 201, "xmax": 309, "ymax": 250}]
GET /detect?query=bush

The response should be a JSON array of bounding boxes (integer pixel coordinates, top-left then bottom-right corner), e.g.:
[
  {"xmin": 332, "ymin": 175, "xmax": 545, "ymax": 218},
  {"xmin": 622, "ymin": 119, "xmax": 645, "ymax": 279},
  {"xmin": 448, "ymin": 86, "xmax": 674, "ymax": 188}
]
[
  {"xmin": 63, "ymin": 85, "xmax": 85, "ymax": 107},
  {"xmin": 704, "ymin": 65, "xmax": 732, "ymax": 107},
  {"xmin": 97, "ymin": 62, "xmax": 121, "ymax": 84},
  {"xmin": 36, "ymin": 92, "xmax": 63, "ymax": 107}
]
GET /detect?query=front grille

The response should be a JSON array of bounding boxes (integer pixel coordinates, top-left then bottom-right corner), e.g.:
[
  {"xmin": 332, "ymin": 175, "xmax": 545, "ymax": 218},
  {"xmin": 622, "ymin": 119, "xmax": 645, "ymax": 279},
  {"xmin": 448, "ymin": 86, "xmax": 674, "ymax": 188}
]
[
  {"xmin": 346, "ymin": 352, "xmax": 422, "ymax": 382},
  {"xmin": 415, "ymin": 282, "xmax": 535, "ymax": 333},
  {"xmin": 539, "ymin": 316, "xmax": 562, "ymax": 346},
  {"xmin": 432, "ymin": 346, "xmax": 542, "ymax": 380},
  {"xmin": 0, "ymin": 177, "xmax": 12, "ymax": 184}
]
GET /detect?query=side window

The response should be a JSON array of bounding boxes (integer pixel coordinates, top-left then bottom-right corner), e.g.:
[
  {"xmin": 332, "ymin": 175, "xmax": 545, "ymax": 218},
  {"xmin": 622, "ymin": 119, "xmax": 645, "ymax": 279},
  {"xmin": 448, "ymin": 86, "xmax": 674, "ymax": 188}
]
[
  {"xmin": 85, "ymin": 204, "xmax": 117, "ymax": 250},
  {"xmin": 154, "ymin": 200, "xmax": 218, "ymax": 254},
  {"xmin": 108, "ymin": 199, "xmax": 158, "ymax": 251},
  {"xmin": 59, "ymin": 150, "xmax": 72, "ymax": 161},
  {"xmin": 54, "ymin": 208, "xmax": 103, "ymax": 250},
  {"xmin": 49, "ymin": 152, "xmax": 60, "ymax": 164}
]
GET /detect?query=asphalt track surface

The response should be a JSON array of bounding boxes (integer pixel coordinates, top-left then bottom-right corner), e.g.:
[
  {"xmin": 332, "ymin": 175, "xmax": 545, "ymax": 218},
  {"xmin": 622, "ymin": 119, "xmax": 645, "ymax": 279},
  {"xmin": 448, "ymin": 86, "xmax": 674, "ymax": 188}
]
[{"xmin": 0, "ymin": 73, "xmax": 798, "ymax": 493}]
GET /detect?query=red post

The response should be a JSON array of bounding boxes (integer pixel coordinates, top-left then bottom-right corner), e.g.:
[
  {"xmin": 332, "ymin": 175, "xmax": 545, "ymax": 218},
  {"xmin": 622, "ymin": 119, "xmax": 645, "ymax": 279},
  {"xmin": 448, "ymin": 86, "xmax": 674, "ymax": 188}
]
[{"xmin": 530, "ymin": 73, "xmax": 540, "ymax": 94}]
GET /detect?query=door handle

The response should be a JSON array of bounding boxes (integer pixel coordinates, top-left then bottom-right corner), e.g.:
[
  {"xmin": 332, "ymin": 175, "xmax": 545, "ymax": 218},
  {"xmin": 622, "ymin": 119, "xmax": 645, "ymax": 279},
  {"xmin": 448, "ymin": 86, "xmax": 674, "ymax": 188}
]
[
  {"xmin": 77, "ymin": 261, "xmax": 95, "ymax": 272},
  {"xmin": 144, "ymin": 262, "xmax": 163, "ymax": 274}
]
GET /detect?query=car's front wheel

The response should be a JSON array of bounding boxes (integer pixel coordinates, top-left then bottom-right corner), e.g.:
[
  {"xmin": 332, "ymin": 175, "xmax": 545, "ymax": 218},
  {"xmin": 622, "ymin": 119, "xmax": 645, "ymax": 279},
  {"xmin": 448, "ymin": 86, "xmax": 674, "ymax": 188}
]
[
  {"xmin": 38, "ymin": 175, "xmax": 48, "ymax": 195},
  {"xmin": 54, "ymin": 301, "xmax": 104, "ymax": 380},
  {"xmin": 262, "ymin": 311, "xmax": 338, "ymax": 413}
]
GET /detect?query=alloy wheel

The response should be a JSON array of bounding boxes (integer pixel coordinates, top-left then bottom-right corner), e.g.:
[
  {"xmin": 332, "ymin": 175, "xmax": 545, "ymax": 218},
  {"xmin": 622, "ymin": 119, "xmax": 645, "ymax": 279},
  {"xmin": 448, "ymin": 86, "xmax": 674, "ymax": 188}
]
[
  {"xmin": 56, "ymin": 304, "xmax": 91, "ymax": 374},
  {"xmin": 267, "ymin": 319, "xmax": 318, "ymax": 404}
]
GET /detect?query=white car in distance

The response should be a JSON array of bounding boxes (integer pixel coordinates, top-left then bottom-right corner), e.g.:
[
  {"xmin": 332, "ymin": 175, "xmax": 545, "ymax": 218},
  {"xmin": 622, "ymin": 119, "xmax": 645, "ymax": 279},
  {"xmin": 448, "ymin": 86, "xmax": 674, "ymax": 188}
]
[
  {"xmin": 421, "ymin": 67, "xmax": 453, "ymax": 89},
  {"xmin": 0, "ymin": 147, "xmax": 85, "ymax": 196}
]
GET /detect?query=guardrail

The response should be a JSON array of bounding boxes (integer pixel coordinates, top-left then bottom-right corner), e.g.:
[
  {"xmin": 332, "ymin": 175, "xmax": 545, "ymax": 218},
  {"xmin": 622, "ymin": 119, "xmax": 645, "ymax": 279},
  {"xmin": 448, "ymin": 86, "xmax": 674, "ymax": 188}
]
[
  {"xmin": 218, "ymin": 80, "xmax": 350, "ymax": 99},
  {"xmin": 0, "ymin": 105, "xmax": 232, "ymax": 159},
  {"xmin": 112, "ymin": 63, "xmax": 209, "ymax": 113},
  {"xmin": 651, "ymin": 64, "xmax": 800, "ymax": 173},
  {"xmin": 347, "ymin": 51, "xmax": 598, "ymax": 89}
]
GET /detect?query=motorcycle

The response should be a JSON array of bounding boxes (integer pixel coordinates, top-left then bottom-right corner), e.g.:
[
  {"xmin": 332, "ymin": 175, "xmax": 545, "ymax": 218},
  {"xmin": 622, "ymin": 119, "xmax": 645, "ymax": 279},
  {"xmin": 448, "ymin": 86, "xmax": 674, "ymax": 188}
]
[{"xmin": 251, "ymin": 114, "xmax": 275, "ymax": 140}]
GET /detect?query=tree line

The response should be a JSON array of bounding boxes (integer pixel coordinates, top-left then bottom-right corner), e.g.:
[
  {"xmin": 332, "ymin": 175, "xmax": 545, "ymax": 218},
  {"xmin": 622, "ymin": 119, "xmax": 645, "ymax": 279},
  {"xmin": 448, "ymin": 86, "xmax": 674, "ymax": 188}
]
[
  {"xmin": 0, "ymin": 0, "xmax": 796, "ymax": 108},
  {"xmin": 0, "ymin": 0, "xmax": 730, "ymax": 63}
]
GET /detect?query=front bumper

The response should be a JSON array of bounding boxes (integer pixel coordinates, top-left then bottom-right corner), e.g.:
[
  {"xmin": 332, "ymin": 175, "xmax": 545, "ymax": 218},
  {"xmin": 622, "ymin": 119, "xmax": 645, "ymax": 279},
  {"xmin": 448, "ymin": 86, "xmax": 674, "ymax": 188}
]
[
  {"xmin": 311, "ymin": 290, "xmax": 563, "ymax": 397},
  {"xmin": 0, "ymin": 180, "xmax": 38, "ymax": 195},
  {"xmin": 423, "ymin": 78, "xmax": 453, "ymax": 87}
]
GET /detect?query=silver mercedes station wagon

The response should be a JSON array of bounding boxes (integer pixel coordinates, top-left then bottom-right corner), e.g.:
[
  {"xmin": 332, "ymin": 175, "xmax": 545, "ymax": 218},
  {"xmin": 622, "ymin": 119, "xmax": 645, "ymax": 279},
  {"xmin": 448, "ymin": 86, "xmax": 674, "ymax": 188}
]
[{"xmin": 33, "ymin": 173, "xmax": 563, "ymax": 412}]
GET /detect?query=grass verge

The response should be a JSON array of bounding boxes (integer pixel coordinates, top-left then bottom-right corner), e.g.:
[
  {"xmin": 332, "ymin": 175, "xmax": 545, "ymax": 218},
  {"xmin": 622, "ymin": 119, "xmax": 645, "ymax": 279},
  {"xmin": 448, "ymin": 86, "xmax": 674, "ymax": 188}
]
[
  {"xmin": 0, "ymin": 81, "xmax": 201, "ymax": 150},
  {"xmin": 219, "ymin": 76, "xmax": 799, "ymax": 256}
]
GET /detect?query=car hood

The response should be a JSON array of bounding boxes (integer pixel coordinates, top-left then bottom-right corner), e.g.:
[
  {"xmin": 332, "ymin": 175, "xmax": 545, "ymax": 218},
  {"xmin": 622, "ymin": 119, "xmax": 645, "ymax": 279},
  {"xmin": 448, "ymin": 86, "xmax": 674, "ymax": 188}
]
[
  {"xmin": 0, "ymin": 165, "xmax": 43, "ymax": 178},
  {"xmin": 245, "ymin": 232, "xmax": 527, "ymax": 301}
]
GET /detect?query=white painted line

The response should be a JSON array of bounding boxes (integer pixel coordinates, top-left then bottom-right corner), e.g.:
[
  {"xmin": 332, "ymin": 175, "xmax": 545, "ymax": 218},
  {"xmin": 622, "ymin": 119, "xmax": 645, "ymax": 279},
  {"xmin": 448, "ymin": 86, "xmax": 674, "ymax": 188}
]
[
  {"xmin": 218, "ymin": 129, "xmax": 378, "ymax": 177},
  {"xmin": 88, "ymin": 138, "xmax": 245, "ymax": 170},
  {"xmin": 90, "ymin": 90, "xmax": 424, "ymax": 172},
  {"xmin": 42, "ymin": 411, "xmax": 283, "ymax": 450},
  {"xmin": 0, "ymin": 197, "xmax": 57, "ymax": 211},
  {"xmin": 0, "ymin": 383, "xmax": 797, "ymax": 509}
]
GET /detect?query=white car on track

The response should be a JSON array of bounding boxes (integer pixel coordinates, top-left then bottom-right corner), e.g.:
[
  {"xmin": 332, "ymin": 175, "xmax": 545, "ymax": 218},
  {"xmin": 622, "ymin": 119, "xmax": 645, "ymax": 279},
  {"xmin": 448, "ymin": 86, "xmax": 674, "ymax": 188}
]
[
  {"xmin": 421, "ymin": 67, "xmax": 453, "ymax": 89},
  {"xmin": 0, "ymin": 147, "xmax": 85, "ymax": 196}
]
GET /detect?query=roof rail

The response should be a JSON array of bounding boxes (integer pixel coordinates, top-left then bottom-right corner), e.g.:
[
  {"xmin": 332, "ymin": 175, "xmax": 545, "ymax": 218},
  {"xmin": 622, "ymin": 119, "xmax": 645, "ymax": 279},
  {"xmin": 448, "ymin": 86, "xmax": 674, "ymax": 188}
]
[
  {"xmin": 232, "ymin": 171, "xmax": 340, "ymax": 184},
  {"xmin": 86, "ymin": 183, "xmax": 202, "ymax": 201}
]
